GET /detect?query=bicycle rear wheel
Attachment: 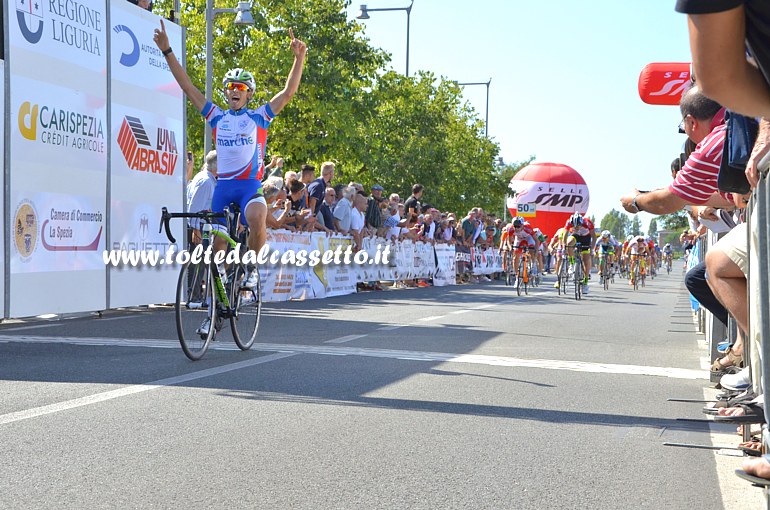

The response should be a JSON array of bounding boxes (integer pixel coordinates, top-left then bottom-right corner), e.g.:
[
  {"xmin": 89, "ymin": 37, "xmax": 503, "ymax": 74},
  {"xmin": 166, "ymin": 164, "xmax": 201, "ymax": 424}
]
[
  {"xmin": 230, "ymin": 263, "xmax": 262, "ymax": 350},
  {"xmin": 175, "ymin": 259, "xmax": 216, "ymax": 360}
]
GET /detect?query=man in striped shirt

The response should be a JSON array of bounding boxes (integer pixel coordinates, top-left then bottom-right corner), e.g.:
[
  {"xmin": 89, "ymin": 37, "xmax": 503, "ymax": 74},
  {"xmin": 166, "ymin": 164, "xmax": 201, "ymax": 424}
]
[{"xmin": 620, "ymin": 86, "xmax": 734, "ymax": 214}]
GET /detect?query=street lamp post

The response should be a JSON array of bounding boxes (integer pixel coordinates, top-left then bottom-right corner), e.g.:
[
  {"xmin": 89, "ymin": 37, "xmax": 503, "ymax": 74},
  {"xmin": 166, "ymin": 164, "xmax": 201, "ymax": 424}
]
[
  {"xmin": 204, "ymin": 1, "xmax": 255, "ymax": 155},
  {"xmin": 457, "ymin": 78, "xmax": 491, "ymax": 137},
  {"xmin": 357, "ymin": 1, "xmax": 413, "ymax": 77}
]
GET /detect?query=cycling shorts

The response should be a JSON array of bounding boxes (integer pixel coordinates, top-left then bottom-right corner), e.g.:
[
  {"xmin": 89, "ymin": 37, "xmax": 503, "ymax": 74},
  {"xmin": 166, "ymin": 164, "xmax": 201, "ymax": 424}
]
[
  {"xmin": 210, "ymin": 179, "xmax": 266, "ymax": 227},
  {"xmin": 568, "ymin": 234, "xmax": 592, "ymax": 252},
  {"xmin": 598, "ymin": 245, "xmax": 614, "ymax": 254}
]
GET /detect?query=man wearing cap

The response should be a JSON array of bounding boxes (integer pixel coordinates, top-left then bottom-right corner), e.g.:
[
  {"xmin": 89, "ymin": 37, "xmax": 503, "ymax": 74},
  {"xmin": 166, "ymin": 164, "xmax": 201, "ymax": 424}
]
[{"xmin": 366, "ymin": 185, "xmax": 385, "ymax": 231}]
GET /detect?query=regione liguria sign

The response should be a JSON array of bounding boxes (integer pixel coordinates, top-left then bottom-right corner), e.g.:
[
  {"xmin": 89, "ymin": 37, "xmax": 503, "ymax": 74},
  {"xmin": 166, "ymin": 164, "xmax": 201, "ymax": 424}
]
[{"xmin": 14, "ymin": 0, "xmax": 105, "ymax": 71}]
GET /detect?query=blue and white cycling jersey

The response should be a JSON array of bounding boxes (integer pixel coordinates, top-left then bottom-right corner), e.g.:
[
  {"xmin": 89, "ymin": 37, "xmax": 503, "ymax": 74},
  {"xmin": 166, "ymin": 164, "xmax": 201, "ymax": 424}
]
[
  {"xmin": 201, "ymin": 102, "xmax": 276, "ymax": 221},
  {"xmin": 201, "ymin": 102, "xmax": 275, "ymax": 181}
]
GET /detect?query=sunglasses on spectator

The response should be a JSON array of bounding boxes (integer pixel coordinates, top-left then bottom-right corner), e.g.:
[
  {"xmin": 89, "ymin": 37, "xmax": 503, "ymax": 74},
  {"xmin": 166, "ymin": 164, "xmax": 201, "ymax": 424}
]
[
  {"xmin": 226, "ymin": 82, "xmax": 251, "ymax": 92},
  {"xmin": 678, "ymin": 114, "xmax": 689, "ymax": 134}
]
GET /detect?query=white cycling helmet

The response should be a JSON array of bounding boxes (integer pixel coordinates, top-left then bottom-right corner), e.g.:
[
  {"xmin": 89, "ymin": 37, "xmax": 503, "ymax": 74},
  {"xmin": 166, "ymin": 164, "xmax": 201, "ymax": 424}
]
[
  {"xmin": 570, "ymin": 212, "xmax": 583, "ymax": 228},
  {"xmin": 601, "ymin": 230, "xmax": 611, "ymax": 238},
  {"xmin": 222, "ymin": 68, "xmax": 256, "ymax": 91}
]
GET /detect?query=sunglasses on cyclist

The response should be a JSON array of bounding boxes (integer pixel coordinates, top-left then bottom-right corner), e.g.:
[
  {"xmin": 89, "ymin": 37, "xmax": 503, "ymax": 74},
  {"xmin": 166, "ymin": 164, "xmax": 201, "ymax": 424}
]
[{"xmin": 225, "ymin": 82, "xmax": 251, "ymax": 92}]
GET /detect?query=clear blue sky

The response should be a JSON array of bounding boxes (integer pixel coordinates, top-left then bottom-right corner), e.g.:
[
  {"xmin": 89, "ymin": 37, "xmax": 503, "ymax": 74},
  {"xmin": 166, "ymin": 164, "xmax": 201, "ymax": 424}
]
[{"xmin": 346, "ymin": 0, "xmax": 692, "ymax": 230}]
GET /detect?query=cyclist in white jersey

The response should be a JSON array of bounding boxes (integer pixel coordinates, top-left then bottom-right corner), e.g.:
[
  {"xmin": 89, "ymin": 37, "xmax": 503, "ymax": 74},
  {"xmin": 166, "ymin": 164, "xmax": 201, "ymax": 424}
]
[{"xmin": 154, "ymin": 20, "xmax": 307, "ymax": 288}]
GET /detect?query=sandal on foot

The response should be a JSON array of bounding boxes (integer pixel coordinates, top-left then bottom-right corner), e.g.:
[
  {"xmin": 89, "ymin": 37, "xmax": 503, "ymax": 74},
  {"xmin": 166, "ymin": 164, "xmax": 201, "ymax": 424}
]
[
  {"xmin": 714, "ymin": 403, "xmax": 765, "ymax": 424},
  {"xmin": 735, "ymin": 469, "xmax": 770, "ymax": 487},
  {"xmin": 711, "ymin": 348, "xmax": 744, "ymax": 374},
  {"xmin": 739, "ymin": 441, "xmax": 763, "ymax": 457}
]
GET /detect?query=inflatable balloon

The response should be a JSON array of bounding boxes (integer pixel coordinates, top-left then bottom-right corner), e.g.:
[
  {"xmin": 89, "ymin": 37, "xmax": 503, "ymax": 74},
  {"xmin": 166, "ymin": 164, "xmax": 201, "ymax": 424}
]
[
  {"xmin": 638, "ymin": 62, "xmax": 691, "ymax": 106},
  {"xmin": 507, "ymin": 162, "xmax": 589, "ymax": 239}
]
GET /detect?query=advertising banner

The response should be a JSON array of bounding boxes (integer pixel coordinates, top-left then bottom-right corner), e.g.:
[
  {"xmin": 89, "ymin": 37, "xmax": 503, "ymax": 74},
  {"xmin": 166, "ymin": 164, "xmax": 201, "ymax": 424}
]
[
  {"xmin": 325, "ymin": 236, "xmax": 357, "ymax": 297},
  {"xmin": 433, "ymin": 244, "xmax": 456, "ymax": 287},
  {"xmin": 1, "ymin": 60, "xmax": 4, "ymax": 317},
  {"xmin": 471, "ymin": 247, "xmax": 503, "ymax": 275},
  {"xmin": 109, "ymin": 3, "xmax": 184, "ymax": 308},
  {"xmin": 455, "ymin": 245, "xmax": 472, "ymax": 275},
  {"xmin": 10, "ymin": 0, "xmax": 106, "ymax": 73},
  {"xmin": 8, "ymin": 1, "xmax": 108, "ymax": 316}
]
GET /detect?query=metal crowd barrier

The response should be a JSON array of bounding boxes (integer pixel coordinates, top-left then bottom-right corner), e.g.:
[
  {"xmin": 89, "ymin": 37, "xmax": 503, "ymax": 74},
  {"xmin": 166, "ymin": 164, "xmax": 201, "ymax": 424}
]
[{"xmin": 754, "ymin": 152, "xmax": 770, "ymax": 474}]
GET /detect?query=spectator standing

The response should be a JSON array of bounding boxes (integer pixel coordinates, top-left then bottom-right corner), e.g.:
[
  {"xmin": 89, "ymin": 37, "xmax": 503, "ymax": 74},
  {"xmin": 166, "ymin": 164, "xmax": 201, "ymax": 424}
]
[
  {"xmin": 365, "ymin": 184, "xmax": 385, "ymax": 230},
  {"xmin": 350, "ymin": 194, "xmax": 368, "ymax": 249},
  {"xmin": 307, "ymin": 162, "xmax": 334, "ymax": 216},
  {"xmin": 333, "ymin": 186, "xmax": 355, "ymax": 234},
  {"xmin": 404, "ymin": 184, "xmax": 424, "ymax": 223},
  {"xmin": 186, "ymin": 150, "xmax": 217, "ymax": 244},
  {"xmin": 459, "ymin": 208, "xmax": 478, "ymax": 247},
  {"xmin": 264, "ymin": 155, "xmax": 284, "ymax": 180}
]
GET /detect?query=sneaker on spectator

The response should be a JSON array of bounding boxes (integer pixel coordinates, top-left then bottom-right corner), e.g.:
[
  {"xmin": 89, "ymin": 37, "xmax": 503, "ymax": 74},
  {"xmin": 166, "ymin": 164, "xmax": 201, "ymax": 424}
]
[
  {"xmin": 240, "ymin": 267, "xmax": 259, "ymax": 289},
  {"xmin": 720, "ymin": 367, "xmax": 751, "ymax": 391},
  {"xmin": 716, "ymin": 340, "xmax": 731, "ymax": 354},
  {"xmin": 373, "ymin": 283, "xmax": 384, "ymax": 291}
]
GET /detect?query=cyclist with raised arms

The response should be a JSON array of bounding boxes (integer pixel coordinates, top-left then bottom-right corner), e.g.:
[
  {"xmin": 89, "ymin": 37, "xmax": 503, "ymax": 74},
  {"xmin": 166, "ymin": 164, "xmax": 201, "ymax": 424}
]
[{"xmin": 153, "ymin": 20, "xmax": 307, "ymax": 291}]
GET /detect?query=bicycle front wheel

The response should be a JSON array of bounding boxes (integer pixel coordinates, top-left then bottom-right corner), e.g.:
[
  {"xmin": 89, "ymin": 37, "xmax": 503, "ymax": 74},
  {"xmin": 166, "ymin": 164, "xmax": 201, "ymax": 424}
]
[
  {"xmin": 574, "ymin": 262, "xmax": 583, "ymax": 300},
  {"xmin": 230, "ymin": 263, "xmax": 262, "ymax": 350},
  {"xmin": 176, "ymin": 259, "xmax": 216, "ymax": 361}
]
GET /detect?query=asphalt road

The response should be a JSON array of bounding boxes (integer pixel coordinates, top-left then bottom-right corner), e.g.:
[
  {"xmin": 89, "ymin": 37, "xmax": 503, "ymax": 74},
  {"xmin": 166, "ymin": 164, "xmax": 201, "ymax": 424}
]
[{"xmin": 0, "ymin": 270, "xmax": 761, "ymax": 509}]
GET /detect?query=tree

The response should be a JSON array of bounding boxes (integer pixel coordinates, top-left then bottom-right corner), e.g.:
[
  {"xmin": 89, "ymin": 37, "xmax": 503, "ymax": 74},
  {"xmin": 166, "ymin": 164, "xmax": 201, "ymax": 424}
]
[
  {"xmin": 153, "ymin": 0, "xmax": 502, "ymax": 215},
  {"xmin": 648, "ymin": 218, "xmax": 658, "ymax": 239},
  {"xmin": 599, "ymin": 209, "xmax": 630, "ymax": 240},
  {"xmin": 659, "ymin": 211, "xmax": 689, "ymax": 231},
  {"xmin": 497, "ymin": 156, "xmax": 535, "ymax": 218},
  {"xmin": 629, "ymin": 216, "xmax": 642, "ymax": 236}
]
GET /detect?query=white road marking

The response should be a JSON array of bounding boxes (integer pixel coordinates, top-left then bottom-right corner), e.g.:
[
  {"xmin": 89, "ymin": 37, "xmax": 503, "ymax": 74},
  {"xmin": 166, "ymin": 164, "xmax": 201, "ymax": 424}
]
[
  {"xmin": 418, "ymin": 316, "xmax": 445, "ymax": 322},
  {"xmin": 376, "ymin": 325, "xmax": 407, "ymax": 331},
  {"xmin": 0, "ymin": 335, "xmax": 708, "ymax": 380},
  {"xmin": 450, "ymin": 310, "xmax": 471, "ymax": 315},
  {"xmin": 0, "ymin": 352, "xmax": 296, "ymax": 426},
  {"xmin": 474, "ymin": 304, "xmax": 495, "ymax": 310},
  {"xmin": 324, "ymin": 334, "xmax": 368, "ymax": 344},
  {"xmin": 0, "ymin": 315, "xmax": 139, "ymax": 332}
]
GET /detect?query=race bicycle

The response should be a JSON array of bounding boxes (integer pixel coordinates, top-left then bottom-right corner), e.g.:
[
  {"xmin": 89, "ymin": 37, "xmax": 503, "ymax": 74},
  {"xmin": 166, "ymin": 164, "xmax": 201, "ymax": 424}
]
[
  {"xmin": 159, "ymin": 204, "xmax": 262, "ymax": 360},
  {"xmin": 515, "ymin": 246, "xmax": 535, "ymax": 296},
  {"xmin": 503, "ymin": 250, "xmax": 515, "ymax": 287},
  {"xmin": 597, "ymin": 249, "xmax": 615, "ymax": 291}
]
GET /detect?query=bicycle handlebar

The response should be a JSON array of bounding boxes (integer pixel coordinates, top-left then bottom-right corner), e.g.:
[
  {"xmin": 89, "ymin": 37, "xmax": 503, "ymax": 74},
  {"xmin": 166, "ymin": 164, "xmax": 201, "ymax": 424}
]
[{"xmin": 158, "ymin": 207, "xmax": 229, "ymax": 244}]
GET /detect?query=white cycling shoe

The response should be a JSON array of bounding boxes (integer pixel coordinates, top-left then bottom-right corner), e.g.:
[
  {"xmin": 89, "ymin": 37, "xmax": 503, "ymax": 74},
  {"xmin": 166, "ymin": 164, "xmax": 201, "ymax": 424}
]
[{"xmin": 240, "ymin": 268, "xmax": 259, "ymax": 289}]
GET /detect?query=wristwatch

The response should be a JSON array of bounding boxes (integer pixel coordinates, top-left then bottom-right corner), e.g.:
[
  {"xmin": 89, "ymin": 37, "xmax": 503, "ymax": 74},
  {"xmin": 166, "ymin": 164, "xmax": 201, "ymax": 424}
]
[{"xmin": 630, "ymin": 193, "xmax": 643, "ymax": 213}]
